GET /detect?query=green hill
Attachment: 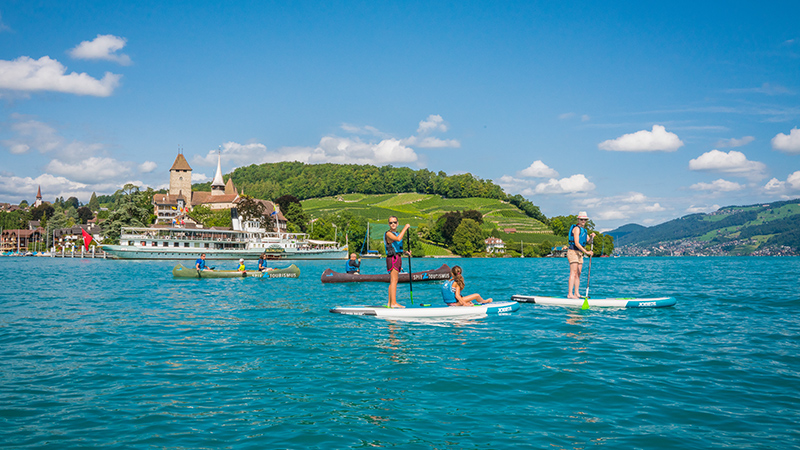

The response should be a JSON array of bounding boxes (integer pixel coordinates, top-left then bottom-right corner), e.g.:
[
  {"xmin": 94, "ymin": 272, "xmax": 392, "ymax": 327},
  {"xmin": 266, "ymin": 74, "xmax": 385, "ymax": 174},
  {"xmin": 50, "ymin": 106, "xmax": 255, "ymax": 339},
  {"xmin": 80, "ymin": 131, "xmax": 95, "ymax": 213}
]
[
  {"xmin": 302, "ymin": 193, "xmax": 554, "ymax": 245},
  {"xmin": 610, "ymin": 199, "xmax": 800, "ymax": 256},
  {"xmin": 193, "ymin": 161, "xmax": 550, "ymax": 225}
]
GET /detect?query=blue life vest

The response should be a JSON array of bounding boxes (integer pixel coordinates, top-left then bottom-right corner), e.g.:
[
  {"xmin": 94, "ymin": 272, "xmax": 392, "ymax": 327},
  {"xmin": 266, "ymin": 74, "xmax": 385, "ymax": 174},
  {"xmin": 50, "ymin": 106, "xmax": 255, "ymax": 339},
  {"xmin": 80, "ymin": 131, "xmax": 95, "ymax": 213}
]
[
  {"xmin": 345, "ymin": 259, "xmax": 359, "ymax": 273},
  {"xmin": 568, "ymin": 224, "xmax": 587, "ymax": 250},
  {"xmin": 385, "ymin": 231, "xmax": 403, "ymax": 257},
  {"xmin": 442, "ymin": 280, "xmax": 457, "ymax": 304},
  {"xmin": 196, "ymin": 258, "xmax": 206, "ymax": 270}
]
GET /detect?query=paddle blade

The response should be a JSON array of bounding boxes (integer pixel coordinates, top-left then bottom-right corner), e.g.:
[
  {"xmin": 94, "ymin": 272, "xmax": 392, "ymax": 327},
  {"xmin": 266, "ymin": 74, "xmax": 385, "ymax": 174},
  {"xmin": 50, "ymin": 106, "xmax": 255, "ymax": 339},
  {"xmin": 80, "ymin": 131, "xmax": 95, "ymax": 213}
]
[{"xmin": 581, "ymin": 298, "xmax": 590, "ymax": 310}]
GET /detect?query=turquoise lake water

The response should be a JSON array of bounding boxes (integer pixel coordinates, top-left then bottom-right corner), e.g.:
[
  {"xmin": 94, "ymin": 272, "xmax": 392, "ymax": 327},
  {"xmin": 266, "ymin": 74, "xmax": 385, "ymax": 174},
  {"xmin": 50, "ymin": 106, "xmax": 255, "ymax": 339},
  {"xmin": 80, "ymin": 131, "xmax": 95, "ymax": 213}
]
[{"xmin": 1, "ymin": 256, "xmax": 798, "ymax": 449}]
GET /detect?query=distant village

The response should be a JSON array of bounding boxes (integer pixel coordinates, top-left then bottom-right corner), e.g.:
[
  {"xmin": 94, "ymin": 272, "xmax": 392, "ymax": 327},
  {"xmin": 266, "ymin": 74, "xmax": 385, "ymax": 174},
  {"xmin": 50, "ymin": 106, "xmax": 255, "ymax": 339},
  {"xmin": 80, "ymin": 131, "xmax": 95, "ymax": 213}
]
[{"xmin": 0, "ymin": 153, "xmax": 287, "ymax": 255}]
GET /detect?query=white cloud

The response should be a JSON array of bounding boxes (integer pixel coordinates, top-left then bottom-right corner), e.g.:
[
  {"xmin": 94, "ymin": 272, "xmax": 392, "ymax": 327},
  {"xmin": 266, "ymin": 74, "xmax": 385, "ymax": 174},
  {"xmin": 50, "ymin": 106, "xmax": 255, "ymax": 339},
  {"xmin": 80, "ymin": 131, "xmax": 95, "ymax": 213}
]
[
  {"xmin": 690, "ymin": 178, "xmax": 745, "ymax": 192},
  {"xmin": 194, "ymin": 142, "xmax": 271, "ymax": 167},
  {"xmin": 69, "ymin": 35, "xmax": 132, "ymax": 65},
  {"xmin": 622, "ymin": 192, "xmax": 648, "ymax": 203},
  {"xmin": 0, "ymin": 13, "xmax": 10, "ymax": 33},
  {"xmin": 193, "ymin": 115, "xmax": 463, "ymax": 168},
  {"xmin": 0, "ymin": 56, "xmax": 121, "ymax": 96},
  {"xmin": 1, "ymin": 114, "xmax": 106, "ymax": 162},
  {"xmin": 45, "ymin": 157, "xmax": 132, "ymax": 184},
  {"xmin": 494, "ymin": 175, "xmax": 530, "ymax": 194},
  {"xmin": 558, "ymin": 112, "xmax": 575, "ymax": 120},
  {"xmin": 771, "ymin": 127, "xmax": 800, "ymax": 153},
  {"xmin": 644, "ymin": 203, "xmax": 666, "ymax": 212},
  {"xmin": 519, "ymin": 160, "xmax": 559, "ymax": 178},
  {"xmin": 724, "ymin": 83, "xmax": 794, "ymax": 96},
  {"xmin": 594, "ymin": 210, "xmax": 628, "ymax": 221},
  {"xmin": 581, "ymin": 115, "xmax": 590, "ymax": 122},
  {"xmin": 401, "ymin": 136, "xmax": 460, "ymax": 148},
  {"xmin": 192, "ymin": 172, "xmax": 210, "ymax": 183},
  {"xmin": 340, "ymin": 124, "xmax": 389, "ymax": 138},
  {"xmin": 138, "ymin": 161, "xmax": 157, "ymax": 173},
  {"xmin": 686, "ymin": 204, "xmax": 720, "ymax": 214},
  {"xmin": 2, "ymin": 116, "xmax": 61, "ymax": 154},
  {"xmin": 715, "ymin": 136, "xmax": 755, "ymax": 148},
  {"xmin": 0, "ymin": 172, "xmax": 135, "ymax": 203},
  {"xmin": 580, "ymin": 192, "xmax": 667, "ymax": 221},
  {"xmin": 763, "ymin": 171, "xmax": 800, "ymax": 195},
  {"xmin": 417, "ymin": 114, "xmax": 448, "ymax": 134},
  {"xmin": 534, "ymin": 174, "xmax": 595, "ymax": 194},
  {"xmin": 598, "ymin": 125, "xmax": 684, "ymax": 152},
  {"xmin": 787, "ymin": 172, "xmax": 800, "ymax": 189},
  {"xmin": 688, "ymin": 149, "xmax": 767, "ymax": 179},
  {"xmin": 194, "ymin": 137, "xmax": 419, "ymax": 169}
]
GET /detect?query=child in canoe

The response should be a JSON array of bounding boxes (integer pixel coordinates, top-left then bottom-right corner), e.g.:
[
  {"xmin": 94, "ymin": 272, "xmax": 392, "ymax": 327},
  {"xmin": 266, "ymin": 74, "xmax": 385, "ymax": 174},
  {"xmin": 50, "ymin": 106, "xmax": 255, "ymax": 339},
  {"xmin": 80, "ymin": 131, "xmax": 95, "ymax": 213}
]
[{"xmin": 441, "ymin": 265, "xmax": 492, "ymax": 306}]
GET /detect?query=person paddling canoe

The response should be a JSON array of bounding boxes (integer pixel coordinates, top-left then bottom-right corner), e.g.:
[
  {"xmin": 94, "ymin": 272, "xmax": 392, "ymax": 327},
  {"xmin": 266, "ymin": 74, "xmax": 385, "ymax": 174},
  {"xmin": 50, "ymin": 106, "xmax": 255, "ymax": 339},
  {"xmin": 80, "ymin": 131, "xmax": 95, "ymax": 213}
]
[
  {"xmin": 195, "ymin": 253, "xmax": 212, "ymax": 271},
  {"xmin": 567, "ymin": 211, "xmax": 596, "ymax": 299},
  {"xmin": 258, "ymin": 253, "xmax": 273, "ymax": 272},
  {"xmin": 385, "ymin": 216, "xmax": 410, "ymax": 308}
]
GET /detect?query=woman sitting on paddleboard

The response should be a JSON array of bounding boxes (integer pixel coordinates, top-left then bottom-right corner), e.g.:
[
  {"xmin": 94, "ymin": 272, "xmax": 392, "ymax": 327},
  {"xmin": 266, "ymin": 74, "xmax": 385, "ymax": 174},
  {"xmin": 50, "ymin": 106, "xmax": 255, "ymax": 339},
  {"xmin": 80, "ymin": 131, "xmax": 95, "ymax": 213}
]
[
  {"xmin": 385, "ymin": 216, "xmax": 410, "ymax": 308},
  {"xmin": 567, "ymin": 211, "xmax": 596, "ymax": 299},
  {"xmin": 442, "ymin": 265, "xmax": 492, "ymax": 306}
]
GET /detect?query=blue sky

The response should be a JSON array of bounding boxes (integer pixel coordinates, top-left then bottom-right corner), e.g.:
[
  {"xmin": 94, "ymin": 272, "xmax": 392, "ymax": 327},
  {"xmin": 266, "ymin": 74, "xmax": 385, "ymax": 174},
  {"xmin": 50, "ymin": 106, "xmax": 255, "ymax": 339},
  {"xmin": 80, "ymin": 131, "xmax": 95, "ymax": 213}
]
[{"xmin": 1, "ymin": 1, "xmax": 798, "ymax": 230}]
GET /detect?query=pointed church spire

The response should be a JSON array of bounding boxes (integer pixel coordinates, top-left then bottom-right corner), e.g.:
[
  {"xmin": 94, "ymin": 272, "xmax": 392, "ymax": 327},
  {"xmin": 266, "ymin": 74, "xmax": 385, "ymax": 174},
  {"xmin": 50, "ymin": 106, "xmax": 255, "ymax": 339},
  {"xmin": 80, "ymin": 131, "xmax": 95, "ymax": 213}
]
[
  {"xmin": 211, "ymin": 150, "xmax": 225, "ymax": 196},
  {"xmin": 211, "ymin": 152, "xmax": 225, "ymax": 187}
]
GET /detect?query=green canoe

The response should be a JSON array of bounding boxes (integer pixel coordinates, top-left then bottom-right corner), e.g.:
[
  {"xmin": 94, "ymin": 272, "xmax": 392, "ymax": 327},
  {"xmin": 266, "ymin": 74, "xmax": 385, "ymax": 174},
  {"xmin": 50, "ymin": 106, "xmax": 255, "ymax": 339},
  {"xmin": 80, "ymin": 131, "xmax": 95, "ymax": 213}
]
[{"xmin": 172, "ymin": 264, "xmax": 301, "ymax": 279}]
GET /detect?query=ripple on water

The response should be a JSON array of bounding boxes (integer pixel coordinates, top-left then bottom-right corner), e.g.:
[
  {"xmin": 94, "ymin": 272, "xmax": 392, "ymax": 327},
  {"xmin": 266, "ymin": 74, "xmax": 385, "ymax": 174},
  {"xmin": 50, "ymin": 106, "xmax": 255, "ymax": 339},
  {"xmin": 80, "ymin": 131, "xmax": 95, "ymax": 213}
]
[{"xmin": 1, "ymin": 256, "xmax": 799, "ymax": 448}]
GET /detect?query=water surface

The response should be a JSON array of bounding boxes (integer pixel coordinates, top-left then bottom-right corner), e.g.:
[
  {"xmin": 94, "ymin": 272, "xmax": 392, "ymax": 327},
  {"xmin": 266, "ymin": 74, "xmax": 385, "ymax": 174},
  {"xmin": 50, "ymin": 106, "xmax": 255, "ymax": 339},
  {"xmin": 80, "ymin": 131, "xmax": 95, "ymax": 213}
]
[{"xmin": 1, "ymin": 256, "xmax": 798, "ymax": 449}]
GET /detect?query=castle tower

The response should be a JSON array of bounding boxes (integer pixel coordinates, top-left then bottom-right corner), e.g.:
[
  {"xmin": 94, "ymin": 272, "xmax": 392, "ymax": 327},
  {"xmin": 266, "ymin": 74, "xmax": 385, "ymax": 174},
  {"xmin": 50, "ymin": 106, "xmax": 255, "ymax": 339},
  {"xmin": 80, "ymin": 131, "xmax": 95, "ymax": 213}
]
[
  {"xmin": 169, "ymin": 153, "xmax": 193, "ymax": 207},
  {"xmin": 34, "ymin": 186, "xmax": 43, "ymax": 207},
  {"xmin": 210, "ymin": 152, "xmax": 225, "ymax": 196}
]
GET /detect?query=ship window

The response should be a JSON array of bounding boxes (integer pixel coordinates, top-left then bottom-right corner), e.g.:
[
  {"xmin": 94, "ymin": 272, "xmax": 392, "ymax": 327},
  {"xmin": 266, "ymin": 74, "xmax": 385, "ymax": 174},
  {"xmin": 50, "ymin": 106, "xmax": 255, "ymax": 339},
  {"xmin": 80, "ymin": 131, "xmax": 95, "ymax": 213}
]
[
  {"xmin": 163, "ymin": 242, "xmax": 168, "ymax": 247},
  {"xmin": 184, "ymin": 243, "xmax": 189, "ymax": 247},
  {"xmin": 174, "ymin": 242, "xmax": 179, "ymax": 247},
  {"xmin": 140, "ymin": 241, "xmax": 146, "ymax": 246},
  {"xmin": 151, "ymin": 241, "xmax": 156, "ymax": 246}
]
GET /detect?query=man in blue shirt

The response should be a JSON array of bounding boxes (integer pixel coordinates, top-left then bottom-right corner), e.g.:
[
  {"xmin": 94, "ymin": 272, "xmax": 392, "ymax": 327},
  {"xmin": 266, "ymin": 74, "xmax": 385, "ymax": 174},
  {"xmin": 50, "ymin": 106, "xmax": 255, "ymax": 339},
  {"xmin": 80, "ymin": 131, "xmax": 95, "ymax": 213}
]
[{"xmin": 195, "ymin": 253, "xmax": 212, "ymax": 271}]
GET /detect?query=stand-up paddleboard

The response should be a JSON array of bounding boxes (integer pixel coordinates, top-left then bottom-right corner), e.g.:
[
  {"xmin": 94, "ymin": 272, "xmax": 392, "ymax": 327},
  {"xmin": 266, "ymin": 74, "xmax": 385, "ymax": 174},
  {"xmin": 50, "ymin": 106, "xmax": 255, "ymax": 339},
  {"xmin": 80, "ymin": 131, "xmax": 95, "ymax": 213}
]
[
  {"xmin": 511, "ymin": 295, "xmax": 676, "ymax": 308},
  {"xmin": 330, "ymin": 301, "xmax": 520, "ymax": 317}
]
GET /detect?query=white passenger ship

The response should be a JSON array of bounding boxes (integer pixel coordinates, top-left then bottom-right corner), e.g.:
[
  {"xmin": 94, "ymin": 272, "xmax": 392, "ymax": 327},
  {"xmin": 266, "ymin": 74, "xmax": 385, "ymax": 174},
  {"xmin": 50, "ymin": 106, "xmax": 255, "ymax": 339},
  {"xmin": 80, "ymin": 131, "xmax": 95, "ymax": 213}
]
[{"xmin": 101, "ymin": 226, "xmax": 347, "ymax": 260}]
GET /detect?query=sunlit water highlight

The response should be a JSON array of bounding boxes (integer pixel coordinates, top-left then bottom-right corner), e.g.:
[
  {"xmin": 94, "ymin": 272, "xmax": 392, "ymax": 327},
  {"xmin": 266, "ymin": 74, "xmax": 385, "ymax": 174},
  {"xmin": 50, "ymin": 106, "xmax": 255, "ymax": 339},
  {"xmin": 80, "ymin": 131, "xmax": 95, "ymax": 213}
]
[{"xmin": 1, "ymin": 256, "xmax": 798, "ymax": 449}]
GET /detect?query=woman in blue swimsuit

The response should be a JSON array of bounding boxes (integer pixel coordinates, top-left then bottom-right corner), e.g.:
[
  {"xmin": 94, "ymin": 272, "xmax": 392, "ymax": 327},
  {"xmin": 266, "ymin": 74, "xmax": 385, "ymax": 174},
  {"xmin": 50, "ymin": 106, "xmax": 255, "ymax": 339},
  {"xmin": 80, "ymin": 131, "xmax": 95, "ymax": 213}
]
[{"xmin": 442, "ymin": 266, "xmax": 492, "ymax": 306}]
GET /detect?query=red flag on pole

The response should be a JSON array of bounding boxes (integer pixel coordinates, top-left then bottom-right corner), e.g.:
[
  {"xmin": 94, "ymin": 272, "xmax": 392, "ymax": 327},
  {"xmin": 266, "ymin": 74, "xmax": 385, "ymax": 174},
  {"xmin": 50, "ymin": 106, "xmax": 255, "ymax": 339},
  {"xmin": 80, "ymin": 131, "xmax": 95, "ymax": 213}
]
[{"xmin": 81, "ymin": 228, "xmax": 92, "ymax": 251}]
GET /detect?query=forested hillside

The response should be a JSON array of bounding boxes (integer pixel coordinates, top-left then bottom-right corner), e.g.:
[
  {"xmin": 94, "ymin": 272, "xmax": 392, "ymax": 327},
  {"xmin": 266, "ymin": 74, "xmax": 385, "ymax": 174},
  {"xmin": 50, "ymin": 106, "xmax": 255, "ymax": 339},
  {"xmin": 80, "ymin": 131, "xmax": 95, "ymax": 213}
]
[
  {"xmin": 193, "ymin": 162, "xmax": 549, "ymax": 224},
  {"xmin": 610, "ymin": 199, "xmax": 800, "ymax": 256}
]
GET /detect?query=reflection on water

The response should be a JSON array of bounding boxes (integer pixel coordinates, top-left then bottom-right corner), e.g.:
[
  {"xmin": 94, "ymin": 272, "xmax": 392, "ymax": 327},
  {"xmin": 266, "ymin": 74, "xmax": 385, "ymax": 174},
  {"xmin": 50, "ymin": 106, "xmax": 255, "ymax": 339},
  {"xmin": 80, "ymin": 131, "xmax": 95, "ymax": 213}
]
[{"xmin": 1, "ymin": 256, "xmax": 799, "ymax": 449}]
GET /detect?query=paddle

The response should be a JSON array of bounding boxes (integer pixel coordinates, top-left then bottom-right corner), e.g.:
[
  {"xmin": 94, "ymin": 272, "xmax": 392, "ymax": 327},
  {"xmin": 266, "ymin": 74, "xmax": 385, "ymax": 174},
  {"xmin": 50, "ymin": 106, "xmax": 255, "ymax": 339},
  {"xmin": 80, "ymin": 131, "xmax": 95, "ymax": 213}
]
[
  {"xmin": 407, "ymin": 227, "xmax": 414, "ymax": 305},
  {"xmin": 582, "ymin": 242, "xmax": 593, "ymax": 310}
]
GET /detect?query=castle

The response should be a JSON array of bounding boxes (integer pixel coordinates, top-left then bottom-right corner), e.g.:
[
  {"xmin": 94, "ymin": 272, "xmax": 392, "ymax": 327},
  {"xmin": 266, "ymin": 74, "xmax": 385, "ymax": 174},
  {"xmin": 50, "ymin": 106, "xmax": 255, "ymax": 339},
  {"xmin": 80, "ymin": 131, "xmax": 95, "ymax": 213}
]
[{"xmin": 153, "ymin": 153, "xmax": 285, "ymax": 231}]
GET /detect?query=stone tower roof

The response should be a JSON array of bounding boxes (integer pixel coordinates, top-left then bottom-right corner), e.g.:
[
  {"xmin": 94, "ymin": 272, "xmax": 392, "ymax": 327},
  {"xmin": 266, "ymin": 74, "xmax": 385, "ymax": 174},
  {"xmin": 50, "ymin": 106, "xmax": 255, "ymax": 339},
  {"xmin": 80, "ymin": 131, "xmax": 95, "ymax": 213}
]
[
  {"xmin": 224, "ymin": 178, "xmax": 237, "ymax": 195},
  {"xmin": 170, "ymin": 153, "xmax": 192, "ymax": 171}
]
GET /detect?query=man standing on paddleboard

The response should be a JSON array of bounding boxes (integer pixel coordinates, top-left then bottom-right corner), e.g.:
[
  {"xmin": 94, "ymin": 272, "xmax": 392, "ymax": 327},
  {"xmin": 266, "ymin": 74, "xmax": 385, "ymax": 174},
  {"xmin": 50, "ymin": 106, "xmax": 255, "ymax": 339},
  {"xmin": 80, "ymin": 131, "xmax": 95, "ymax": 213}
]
[
  {"xmin": 385, "ymin": 216, "xmax": 410, "ymax": 308},
  {"xmin": 567, "ymin": 212, "xmax": 595, "ymax": 299}
]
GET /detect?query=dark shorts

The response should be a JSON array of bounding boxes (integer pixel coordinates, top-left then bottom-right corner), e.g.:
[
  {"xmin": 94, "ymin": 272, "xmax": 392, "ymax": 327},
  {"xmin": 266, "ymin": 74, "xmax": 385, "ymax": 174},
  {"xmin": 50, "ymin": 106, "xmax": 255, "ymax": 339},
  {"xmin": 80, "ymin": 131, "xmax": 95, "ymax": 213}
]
[{"xmin": 386, "ymin": 254, "xmax": 402, "ymax": 273}]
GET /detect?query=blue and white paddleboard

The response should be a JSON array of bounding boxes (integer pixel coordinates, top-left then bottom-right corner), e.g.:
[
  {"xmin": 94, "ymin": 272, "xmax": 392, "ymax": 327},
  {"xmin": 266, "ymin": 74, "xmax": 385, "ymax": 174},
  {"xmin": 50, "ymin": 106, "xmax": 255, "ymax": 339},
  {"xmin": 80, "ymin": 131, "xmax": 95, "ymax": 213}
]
[
  {"xmin": 511, "ymin": 295, "xmax": 676, "ymax": 308},
  {"xmin": 330, "ymin": 301, "xmax": 520, "ymax": 317}
]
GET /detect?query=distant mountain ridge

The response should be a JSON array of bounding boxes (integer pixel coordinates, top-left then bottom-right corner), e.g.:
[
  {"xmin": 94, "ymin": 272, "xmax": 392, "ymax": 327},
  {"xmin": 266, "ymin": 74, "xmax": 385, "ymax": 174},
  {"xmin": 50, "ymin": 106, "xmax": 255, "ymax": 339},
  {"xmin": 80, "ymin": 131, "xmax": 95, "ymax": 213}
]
[{"xmin": 608, "ymin": 198, "xmax": 800, "ymax": 256}]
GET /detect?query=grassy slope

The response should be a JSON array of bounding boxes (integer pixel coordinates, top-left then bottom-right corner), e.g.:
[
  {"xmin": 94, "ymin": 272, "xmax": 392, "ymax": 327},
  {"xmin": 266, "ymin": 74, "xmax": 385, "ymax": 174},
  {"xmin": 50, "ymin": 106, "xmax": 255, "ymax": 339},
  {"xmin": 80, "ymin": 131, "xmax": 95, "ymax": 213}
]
[{"xmin": 302, "ymin": 193, "xmax": 555, "ymax": 247}]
